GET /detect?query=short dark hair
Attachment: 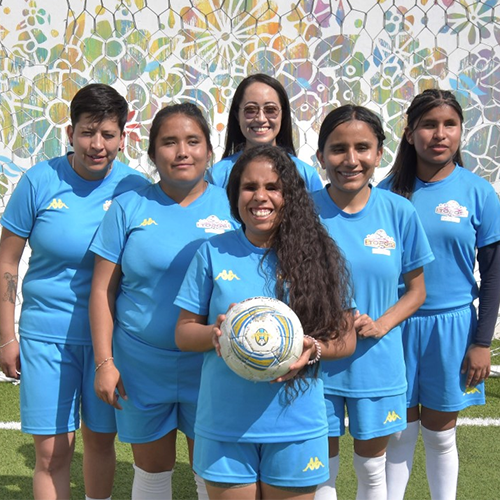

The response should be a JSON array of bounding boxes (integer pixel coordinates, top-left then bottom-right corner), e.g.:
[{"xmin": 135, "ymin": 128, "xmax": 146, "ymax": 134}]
[
  {"xmin": 318, "ymin": 105, "xmax": 385, "ymax": 153},
  {"xmin": 222, "ymin": 74, "xmax": 296, "ymax": 158},
  {"xmin": 147, "ymin": 102, "xmax": 213, "ymax": 160},
  {"xmin": 70, "ymin": 83, "xmax": 128, "ymax": 131},
  {"xmin": 387, "ymin": 89, "xmax": 464, "ymax": 198}
]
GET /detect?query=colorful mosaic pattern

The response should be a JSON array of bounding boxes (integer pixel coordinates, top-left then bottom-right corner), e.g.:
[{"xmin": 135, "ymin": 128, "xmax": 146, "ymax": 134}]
[{"xmin": 0, "ymin": 0, "xmax": 499, "ymax": 198}]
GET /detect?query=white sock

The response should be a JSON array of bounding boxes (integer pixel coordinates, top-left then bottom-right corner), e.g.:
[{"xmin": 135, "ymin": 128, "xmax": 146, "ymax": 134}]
[
  {"xmin": 386, "ymin": 420, "xmax": 420, "ymax": 500},
  {"xmin": 85, "ymin": 497, "xmax": 111, "ymax": 500},
  {"xmin": 353, "ymin": 453, "xmax": 387, "ymax": 500},
  {"xmin": 421, "ymin": 426, "xmax": 458, "ymax": 500},
  {"xmin": 131, "ymin": 464, "xmax": 173, "ymax": 500},
  {"xmin": 194, "ymin": 472, "xmax": 209, "ymax": 500},
  {"xmin": 314, "ymin": 455, "xmax": 339, "ymax": 500}
]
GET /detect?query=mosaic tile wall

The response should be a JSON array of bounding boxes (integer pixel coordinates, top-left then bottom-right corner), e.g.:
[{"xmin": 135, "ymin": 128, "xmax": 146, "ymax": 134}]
[{"xmin": 0, "ymin": 0, "xmax": 499, "ymax": 332}]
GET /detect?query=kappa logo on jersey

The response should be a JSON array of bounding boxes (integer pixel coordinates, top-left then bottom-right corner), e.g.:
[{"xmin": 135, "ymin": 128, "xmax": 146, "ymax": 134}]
[
  {"xmin": 103, "ymin": 200, "xmax": 113, "ymax": 211},
  {"xmin": 435, "ymin": 200, "xmax": 469, "ymax": 223},
  {"xmin": 463, "ymin": 386, "xmax": 481, "ymax": 396},
  {"xmin": 364, "ymin": 229, "xmax": 396, "ymax": 256},
  {"xmin": 140, "ymin": 218, "xmax": 158, "ymax": 226},
  {"xmin": 215, "ymin": 270, "xmax": 240, "ymax": 281},
  {"xmin": 253, "ymin": 328, "xmax": 270, "ymax": 346},
  {"xmin": 302, "ymin": 457, "xmax": 325, "ymax": 472},
  {"xmin": 384, "ymin": 411, "xmax": 402, "ymax": 424},
  {"xmin": 196, "ymin": 215, "xmax": 232, "ymax": 234},
  {"xmin": 47, "ymin": 198, "xmax": 69, "ymax": 209}
]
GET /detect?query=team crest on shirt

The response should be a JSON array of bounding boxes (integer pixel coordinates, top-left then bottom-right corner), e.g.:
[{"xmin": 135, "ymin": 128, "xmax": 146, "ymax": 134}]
[
  {"xmin": 302, "ymin": 457, "xmax": 325, "ymax": 472},
  {"xmin": 103, "ymin": 200, "xmax": 113, "ymax": 211},
  {"xmin": 435, "ymin": 200, "xmax": 468, "ymax": 223},
  {"xmin": 215, "ymin": 270, "xmax": 240, "ymax": 281},
  {"xmin": 364, "ymin": 229, "xmax": 396, "ymax": 256},
  {"xmin": 384, "ymin": 410, "xmax": 402, "ymax": 424},
  {"xmin": 47, "ymin": 198, "xmax": 68, "ymax": 209},
  {"xmin": 196, "ymin": 215, "xmax": 232, "ymax": 234}
]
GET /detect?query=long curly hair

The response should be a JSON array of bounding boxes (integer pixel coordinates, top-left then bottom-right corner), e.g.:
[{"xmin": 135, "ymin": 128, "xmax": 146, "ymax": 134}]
[
  {"xmin": 227, "ymin": 145, "xmax": 353, "ymax": 387},
  {"xmin": 222, "ymin": 74, "xmax": 296, "ymax": 158},
  {"xmin": 386, "ymin": 89, "xmax": 464, "ymax": 199}
]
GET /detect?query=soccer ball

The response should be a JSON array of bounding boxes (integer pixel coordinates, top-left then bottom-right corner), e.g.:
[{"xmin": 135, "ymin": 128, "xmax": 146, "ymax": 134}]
[{"xmin": 219, "ymin": 296, "xmax": 304, "ymax": 382}]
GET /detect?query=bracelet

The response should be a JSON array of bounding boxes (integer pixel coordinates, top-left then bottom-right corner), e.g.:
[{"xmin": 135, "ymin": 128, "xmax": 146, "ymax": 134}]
[
  {"xmin": 95, "ymin": 357, "xmax": 114, "ymax": 372},
  {"xmin": 304, "ymin": 335, "xmax": 322, "ymax": 365},
  {"xmin": 0, "ymin": 338, "xmax": 16, "ymax": 350}
]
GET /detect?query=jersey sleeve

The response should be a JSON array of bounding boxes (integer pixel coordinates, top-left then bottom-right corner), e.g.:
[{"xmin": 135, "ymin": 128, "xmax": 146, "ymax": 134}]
[
  {"xmin": 174, "ymin": 243, "xmax": 214, "ymax": 316},
  {"xmin": 1, "ymin": 173, "xmax": 37, "ymax": 238},
  {"xmin": 90, "ymin": 198, "xmax": 128, "ymax": 264},
  {"xmin": 475, "ymin": 188, "xmax": 500, "ymax": 248},
  {"xmin": 401, "ymin": 206, "xmax": 434, "ymax": 274}
]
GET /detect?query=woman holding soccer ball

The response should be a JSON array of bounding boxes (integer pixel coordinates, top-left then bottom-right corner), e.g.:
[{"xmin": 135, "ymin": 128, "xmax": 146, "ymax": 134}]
[
  {"xmin": 379, "ymin": 89, "xmax": 500, "ymax": 500},
  {"xmin": 89, "ymin": 103, "xmax": 236, "ymax": 500},
  {"xmin": 175, "ymin": 144, "xmax": 357, "ymax": 499},
  {"xmin": 313, "ymin": 105, "xmax": 434, "ymax": 500}
]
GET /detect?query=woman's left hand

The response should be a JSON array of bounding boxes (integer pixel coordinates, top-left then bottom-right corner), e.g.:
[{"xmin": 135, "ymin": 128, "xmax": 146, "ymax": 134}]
[
  {"xmin": 462, "ymin": 344, "xmax": 491, "ymax": 387},
  {"xmin": 270, "ymin": 335, "xmax": 316, "ymax": 383},
  {"xmin": 354, "ymin": 311, "xmax": 388, "ymax": 339}
]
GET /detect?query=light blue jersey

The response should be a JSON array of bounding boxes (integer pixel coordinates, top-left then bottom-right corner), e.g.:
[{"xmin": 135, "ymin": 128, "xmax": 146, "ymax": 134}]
[
  {"xmin": 174, "ymin": 228, "xmax": 328, "ymax": 443},
  {"xmin": 313, "ymin": 186, "xmax": 434, "ymax": 397},
  {"xmin": 1, "ymin": 155, "xmax": 149, "ymax": 345},
  {"xmin": 91, "ymin": 182, "xmax": 236, "ymax": 350},
  {"xmin": 206, "ymin": 151, "xmax": 324, "ymax": 192},
  {"xmin": 379, "ymin": 166, "xmax": 500, "ymax": 310}
]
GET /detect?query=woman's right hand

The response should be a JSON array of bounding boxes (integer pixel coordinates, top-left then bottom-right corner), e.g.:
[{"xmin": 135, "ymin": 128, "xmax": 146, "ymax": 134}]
[
  {"xmin": 94, "ymin": 361, "xmax": 127, "ymax": 410},
  {"xmin": 212, "ymin": 313, "xmax": 226, "ymax": 356},
  {"xmin": 0, "ymin": 339, "xmax": 20, "ymax": 379}
]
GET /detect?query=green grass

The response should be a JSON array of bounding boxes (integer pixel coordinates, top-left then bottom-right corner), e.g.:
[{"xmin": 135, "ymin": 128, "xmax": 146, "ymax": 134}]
[{"xmin": 1, "ymin": 349, "xmax": 500, "ymax": 499}]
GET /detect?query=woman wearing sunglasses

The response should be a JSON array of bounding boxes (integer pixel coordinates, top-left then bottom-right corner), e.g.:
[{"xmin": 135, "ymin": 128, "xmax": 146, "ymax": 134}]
[{"xmin": 207, "ymin": 73, "xmax": 324, "ymax": 192}]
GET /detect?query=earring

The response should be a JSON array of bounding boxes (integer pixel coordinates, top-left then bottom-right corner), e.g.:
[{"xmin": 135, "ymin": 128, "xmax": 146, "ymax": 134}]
[{"xmin": 118, "ymin": 147, "xmax": 122, "ymax": 152}]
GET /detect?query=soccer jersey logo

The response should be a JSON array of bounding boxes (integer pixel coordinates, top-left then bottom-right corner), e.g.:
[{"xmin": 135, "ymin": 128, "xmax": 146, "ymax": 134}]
[
  {"xmin": 384, "ymin": 411, "xmax": 402, "ymax": 424},
  {"xmin": 103, "ymin": 200, "xmax": 113, "ymax": 211},
  {"xmin": 253, "ymin": 328, "xmax": 270, "ymax": 346},
  {"xmin": 196, "ymin": 215, "xmax": 232, "ymax": 234},
  {"xmin": 303, "ymin": 457, "xmax": 325, "ymax": 472},
  {"xmin": 47, "ymin": 198, "xmax": 68, "ymax": 209},
  {"xmin": 140, "ymin": 218, "xmax": 158, "ymax": 226},
  {"xmin": 435, "ymin": 200, "xmax": 468, "ymax": 223},
  {"xmin": 215, "ymin": 270, "xmax": 240, "ymax": 281},
  {"xmin": 364, "ymin": 229, "xmax": 396, "ymax": 256},
  {"xmin": 463, "ymin": 386, "xmax": 481, "ymax": 396}
]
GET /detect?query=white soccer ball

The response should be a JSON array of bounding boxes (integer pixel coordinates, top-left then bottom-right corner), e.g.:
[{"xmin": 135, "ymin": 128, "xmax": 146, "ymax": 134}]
[{"xmin": 219, "ymin": 296, "xmax": 304, "ymax": 382}]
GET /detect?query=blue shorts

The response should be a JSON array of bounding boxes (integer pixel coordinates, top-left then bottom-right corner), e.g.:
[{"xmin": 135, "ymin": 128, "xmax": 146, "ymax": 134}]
[
  {"xmin": 113, "ymin": 325, "xmax": 202, "ymax": 442},
  {"xmin": 193, "ymin": 435, "xmax": 329, "ymax": 488},
  {"xmin": 404, "ymin": 305, "xmax": 485, "ymax": 412},
  {"xmin": 19, "ymin": 337, "xmax": 116, "ymax": 435},
  {"xmin": 325, "ymin": 393, "xmax": 407, "ymax": 440}
]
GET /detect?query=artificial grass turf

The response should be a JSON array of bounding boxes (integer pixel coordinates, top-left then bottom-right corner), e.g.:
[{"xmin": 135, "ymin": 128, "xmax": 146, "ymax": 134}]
[{"xmin": 1, "ymin": 372, "xmax": 499, "ymax": 499}]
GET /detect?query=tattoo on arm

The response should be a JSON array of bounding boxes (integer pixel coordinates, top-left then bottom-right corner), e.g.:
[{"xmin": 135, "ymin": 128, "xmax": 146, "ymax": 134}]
[{"xmin": 3, "ymin": 272, "xmax": 18, "ymax": 304}]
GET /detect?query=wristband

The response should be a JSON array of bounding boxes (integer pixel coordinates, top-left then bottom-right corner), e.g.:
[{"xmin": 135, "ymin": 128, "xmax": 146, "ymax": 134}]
[{"xmin": 304, "ymin": 335, "xmax": 322, "ymax": 365}]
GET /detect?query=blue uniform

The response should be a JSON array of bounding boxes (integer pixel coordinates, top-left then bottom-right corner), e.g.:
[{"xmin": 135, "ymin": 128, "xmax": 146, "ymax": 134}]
[
  {"xmin": 378, "ymin": 166, "xmax": 500, "ymax": 410},
  {"xmin": 1, "ymin": 154, "xmax": 149, "ymax": 434},
  {"xmin": 313, "ymin": 186, "xmax": 434, "ymax": 438},
  {"xmin": 174, "ymin": 227, "xmax": 329, "ymax": 485},
  {"xmin": 90, "ymin": 182, "xmax": 236, "ymax": 442},
  {"xmin": 207, "ymin": 152, "xmax": 324, "ymax": 192}
]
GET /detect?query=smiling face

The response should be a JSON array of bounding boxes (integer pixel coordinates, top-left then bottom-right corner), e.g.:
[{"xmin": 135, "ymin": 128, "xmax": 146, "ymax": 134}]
[
  {"xmin": 317, "ymin": 119, "xmax": 382, "ymax": 211},
  {"xmin": 238, "ymin": 82, "xmax": 282, "ymax": 149},
  {"xmin": 238, "ymin": 158, "xmax": 284, "ymax": 248},
  {"xmin": 150, "ymin": 114, "xmax": 212, "ymax": 203},
  {"xmin": 67, "ymin": 113, "xmax": 125, "ymax": 180},
  {"xmin": 406, "ymin": 104, "xmax": 462, "ymax": 179}
]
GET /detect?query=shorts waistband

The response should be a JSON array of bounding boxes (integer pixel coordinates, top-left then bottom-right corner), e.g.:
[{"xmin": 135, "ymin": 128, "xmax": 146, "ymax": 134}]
[{"xmin": 411, "ymin": 304, "xmax": 473, "ymax": 317}]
